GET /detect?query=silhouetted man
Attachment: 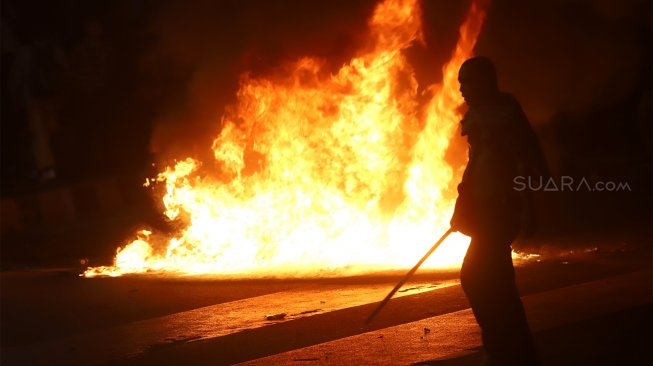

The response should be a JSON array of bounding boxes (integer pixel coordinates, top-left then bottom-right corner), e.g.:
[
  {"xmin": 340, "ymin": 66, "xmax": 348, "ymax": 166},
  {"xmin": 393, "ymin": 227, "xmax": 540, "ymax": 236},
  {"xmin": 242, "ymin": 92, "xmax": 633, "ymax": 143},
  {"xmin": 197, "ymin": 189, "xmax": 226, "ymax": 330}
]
[{"xmin": 451, "ymin": 57, "xmax": 547, "ymax": 365}]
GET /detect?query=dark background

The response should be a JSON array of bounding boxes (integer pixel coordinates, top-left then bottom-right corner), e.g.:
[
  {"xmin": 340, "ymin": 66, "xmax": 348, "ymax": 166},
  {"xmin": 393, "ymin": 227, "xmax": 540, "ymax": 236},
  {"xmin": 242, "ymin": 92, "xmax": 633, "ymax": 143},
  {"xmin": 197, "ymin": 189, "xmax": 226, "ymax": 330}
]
[{"xmin": 1, "ymin": 0, "xmax": 650, "ymax": 269}]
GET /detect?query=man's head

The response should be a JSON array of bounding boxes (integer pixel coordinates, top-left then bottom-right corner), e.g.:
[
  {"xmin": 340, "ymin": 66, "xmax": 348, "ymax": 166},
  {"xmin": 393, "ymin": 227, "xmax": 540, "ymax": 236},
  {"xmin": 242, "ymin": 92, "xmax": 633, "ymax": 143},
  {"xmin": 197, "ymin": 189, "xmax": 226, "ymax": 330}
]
[{"xmin": 458, "ymin": 57, "xmax": 499, "ymax": 107}]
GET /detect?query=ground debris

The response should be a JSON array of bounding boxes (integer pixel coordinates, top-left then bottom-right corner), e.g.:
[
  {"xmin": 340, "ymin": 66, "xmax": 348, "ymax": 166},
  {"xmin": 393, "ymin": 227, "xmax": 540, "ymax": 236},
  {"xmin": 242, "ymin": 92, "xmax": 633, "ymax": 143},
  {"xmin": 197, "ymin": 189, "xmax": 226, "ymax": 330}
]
[
  {"xmin": 265, "ymin": 312, "xmax": 287, "ymax": 321},
  {"xmin": 398, "ymin": 284, "xmax": 438, "ymax": 293},
  {"xmin": 292, "ymin": 357, "xmax": 320, "ymax": 361},
  {"xmin": 398, "ymin": 285, "xmax": 424, "ymax": 293},
  {"xmin": 294, "ymin": 308, "xmax": 322, "ymax": 316}
]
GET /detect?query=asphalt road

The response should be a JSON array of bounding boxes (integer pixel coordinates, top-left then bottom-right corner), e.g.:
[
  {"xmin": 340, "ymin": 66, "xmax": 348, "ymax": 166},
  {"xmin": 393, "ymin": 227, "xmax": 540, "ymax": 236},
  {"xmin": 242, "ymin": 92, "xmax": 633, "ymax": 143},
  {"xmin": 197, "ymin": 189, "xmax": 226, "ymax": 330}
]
[{"xmin": 1, "ymin": 237, "xmax": 651, "ymax": 366}]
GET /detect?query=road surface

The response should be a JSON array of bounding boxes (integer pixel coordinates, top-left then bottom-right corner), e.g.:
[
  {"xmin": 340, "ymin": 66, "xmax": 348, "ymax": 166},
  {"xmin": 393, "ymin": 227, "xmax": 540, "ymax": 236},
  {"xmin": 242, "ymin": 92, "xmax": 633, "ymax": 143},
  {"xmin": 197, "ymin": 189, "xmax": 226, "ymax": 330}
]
[{"xmin": 1, "ymin": 239, "xmax": 650, "ymax": 365}]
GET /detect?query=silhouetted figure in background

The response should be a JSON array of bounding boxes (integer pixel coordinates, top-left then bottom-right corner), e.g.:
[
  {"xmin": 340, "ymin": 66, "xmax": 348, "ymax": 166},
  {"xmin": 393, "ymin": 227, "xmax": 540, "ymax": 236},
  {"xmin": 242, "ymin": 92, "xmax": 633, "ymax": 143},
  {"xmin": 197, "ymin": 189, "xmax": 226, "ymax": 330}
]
[
  {"xmin": 59, "ymin": 18, "xmax": 115, "ymax": 180},
  {"xmin": 450, "ymin": 57, "xmax": 547, "ymax": 365},
  {"xmin": 8, "ymin": 30, "xmax": 66, "ymax": 183}
]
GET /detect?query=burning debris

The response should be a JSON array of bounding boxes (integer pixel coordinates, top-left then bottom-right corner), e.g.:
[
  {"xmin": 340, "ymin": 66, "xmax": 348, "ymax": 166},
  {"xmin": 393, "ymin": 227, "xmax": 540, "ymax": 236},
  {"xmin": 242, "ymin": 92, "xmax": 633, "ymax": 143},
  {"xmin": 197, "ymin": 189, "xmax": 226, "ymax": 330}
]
[{"xmin": 84, "ymin": 0, "xmax": 489, "ymax": 278}]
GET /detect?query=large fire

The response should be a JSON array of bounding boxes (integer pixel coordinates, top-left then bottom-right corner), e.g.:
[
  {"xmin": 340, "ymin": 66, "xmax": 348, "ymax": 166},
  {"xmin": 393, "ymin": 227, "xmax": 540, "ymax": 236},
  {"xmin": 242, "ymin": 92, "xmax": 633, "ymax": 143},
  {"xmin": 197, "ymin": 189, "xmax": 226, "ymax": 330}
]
[{"xmin": 85, "ymin": 0, "xmax": 488, "ymax": 278}]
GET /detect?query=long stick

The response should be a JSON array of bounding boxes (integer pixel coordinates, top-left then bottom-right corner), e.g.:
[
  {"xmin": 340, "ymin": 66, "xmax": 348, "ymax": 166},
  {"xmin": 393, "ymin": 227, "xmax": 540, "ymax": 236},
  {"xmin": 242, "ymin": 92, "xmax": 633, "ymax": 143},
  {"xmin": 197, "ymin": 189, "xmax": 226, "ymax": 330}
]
[{"xmin": 364, "ymin": 228, "xmax": 453, "ymax": 325}]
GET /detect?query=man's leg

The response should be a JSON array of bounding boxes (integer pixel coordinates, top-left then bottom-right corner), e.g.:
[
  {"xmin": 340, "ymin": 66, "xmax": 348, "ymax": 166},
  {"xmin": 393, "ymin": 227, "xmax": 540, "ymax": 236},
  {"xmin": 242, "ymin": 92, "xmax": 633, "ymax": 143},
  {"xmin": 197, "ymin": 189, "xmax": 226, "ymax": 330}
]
[{"xmin": 461, "ymin": 236, "xmax": 538, "ymax": 365}]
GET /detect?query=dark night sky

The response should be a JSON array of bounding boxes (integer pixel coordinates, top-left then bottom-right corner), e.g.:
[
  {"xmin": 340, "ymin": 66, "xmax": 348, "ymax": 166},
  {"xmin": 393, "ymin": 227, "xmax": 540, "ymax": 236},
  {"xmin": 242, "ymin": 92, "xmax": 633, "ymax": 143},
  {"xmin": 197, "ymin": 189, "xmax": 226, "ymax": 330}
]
[{"xmin": 477, "ymin": 0, "xmax": 651, "ymax": 123}]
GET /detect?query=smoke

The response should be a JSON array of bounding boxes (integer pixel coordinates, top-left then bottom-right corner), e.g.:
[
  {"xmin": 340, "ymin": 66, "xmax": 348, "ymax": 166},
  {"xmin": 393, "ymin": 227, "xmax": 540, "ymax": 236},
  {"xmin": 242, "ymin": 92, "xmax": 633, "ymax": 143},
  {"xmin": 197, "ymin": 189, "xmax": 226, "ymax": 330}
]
[{"xmin": 143, "ymin": 0, "xmax": 379, "ymax": 162}]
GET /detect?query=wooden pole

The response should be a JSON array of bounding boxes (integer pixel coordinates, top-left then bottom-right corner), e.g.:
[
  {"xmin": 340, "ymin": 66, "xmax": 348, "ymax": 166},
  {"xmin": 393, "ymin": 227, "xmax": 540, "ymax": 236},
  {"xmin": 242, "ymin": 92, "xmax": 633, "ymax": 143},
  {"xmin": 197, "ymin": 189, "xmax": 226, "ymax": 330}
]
[{"xmin": 365, "ymin": 228, "xmax": 454, "ymax": 325}]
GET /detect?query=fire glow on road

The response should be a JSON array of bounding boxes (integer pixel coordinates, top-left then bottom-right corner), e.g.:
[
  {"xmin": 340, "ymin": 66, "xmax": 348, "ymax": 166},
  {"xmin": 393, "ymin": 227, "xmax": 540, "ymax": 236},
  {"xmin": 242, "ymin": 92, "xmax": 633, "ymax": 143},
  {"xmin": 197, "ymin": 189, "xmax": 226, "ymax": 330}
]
[
  {"xmin": 85, "ymin": 0, "xmax": 489, "ymax": 278},
  {"xmin": 6, "ymin": 280, "xmax": 460, "ymax": 366}
]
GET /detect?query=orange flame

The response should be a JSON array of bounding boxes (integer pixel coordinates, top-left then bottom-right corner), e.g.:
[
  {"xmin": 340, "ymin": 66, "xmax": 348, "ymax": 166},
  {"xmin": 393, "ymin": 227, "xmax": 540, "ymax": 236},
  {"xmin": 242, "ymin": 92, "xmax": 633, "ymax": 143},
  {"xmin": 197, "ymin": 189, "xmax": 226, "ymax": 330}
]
[{"xmin": 84, "ymin": 0, "xmax": 488, "ymax": 278}]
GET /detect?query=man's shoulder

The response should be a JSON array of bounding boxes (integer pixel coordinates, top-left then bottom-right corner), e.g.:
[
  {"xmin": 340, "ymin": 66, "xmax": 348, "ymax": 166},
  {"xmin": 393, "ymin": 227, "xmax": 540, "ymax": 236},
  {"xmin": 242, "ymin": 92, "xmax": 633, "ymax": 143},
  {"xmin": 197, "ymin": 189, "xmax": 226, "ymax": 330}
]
[
  {"xmin": 474, "ymin": 92, "xmax": 524, "ymax": 124},
  {"xmin": 497, "ymin": 92, "xmax": 523, "ymax": 111}
]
